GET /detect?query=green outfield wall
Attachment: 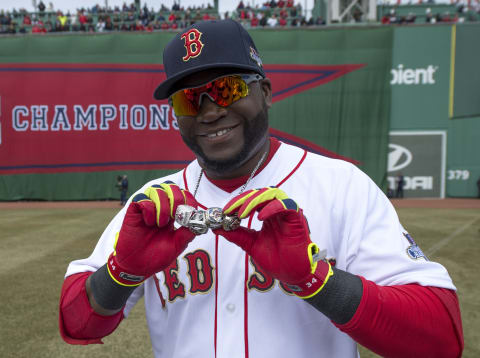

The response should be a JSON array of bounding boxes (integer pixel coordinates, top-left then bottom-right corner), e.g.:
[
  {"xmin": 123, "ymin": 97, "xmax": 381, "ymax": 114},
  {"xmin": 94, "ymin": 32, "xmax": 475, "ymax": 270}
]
[
  {"xmin": 388, "ymin": 23, "xmax": 480, "ymax": 198},
  {"xmin": 0, "ymin": 23, "xmax": 478, "ymax": 201}
]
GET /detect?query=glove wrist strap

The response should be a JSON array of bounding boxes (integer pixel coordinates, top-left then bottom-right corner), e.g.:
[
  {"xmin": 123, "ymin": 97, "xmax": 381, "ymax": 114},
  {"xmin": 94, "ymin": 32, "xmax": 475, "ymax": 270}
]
[
  {"xmin": 287, "ymin": 260, "xmax": 333, "ymax": 299},
  {"xmin": 107, "ymin": 253, "xmax": 146, "ymax": 287}
]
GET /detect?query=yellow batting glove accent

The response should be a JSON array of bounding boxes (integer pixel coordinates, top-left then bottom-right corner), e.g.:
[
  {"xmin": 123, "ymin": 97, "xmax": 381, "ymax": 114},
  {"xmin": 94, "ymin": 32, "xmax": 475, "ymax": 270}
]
[
  {"xmin": 238, "ymin": 187, "xmax": 288, "ymax": 219},
  {"xmin": 223, "ymin": 189, "xmax": 260, "ymax": 215},
  {"xmin": 307, "ymin": 242, "xmax": 319, "ymax": 274},
  {"xmin": 159, "ymin": 183, "xmax": 176, "ymax": 218},
  {"xmin": 300, "ymin": 263, "xmax": 334, "ymax": 300},
  {"xmin": 144, "ymin": 186, "xmax": 163, "ymax": 226},
  {"xmin": 107, "ymin": 264, "xmax": 143, "ymax": 287},
  {"xmin": 113, "ymin": 232, "xmax": 120, "ymax": 255}
]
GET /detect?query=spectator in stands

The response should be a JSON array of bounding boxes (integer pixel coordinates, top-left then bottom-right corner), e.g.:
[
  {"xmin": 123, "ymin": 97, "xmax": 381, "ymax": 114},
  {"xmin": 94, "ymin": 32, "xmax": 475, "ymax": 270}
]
[
  {"xmin": 267, "ymin": 13, "xmax": 278, "ymax": 26},
  {"xmin": 425, "ymin": 8, "xmax": 435, "ymax": 23},
  {"xmin": 0, "ymin": 11, "xmax": 11, "ymax": 26},
  {"xmin": 96, "ymin": 17, "xmax": 106, "ymax": 32},
  {"xmin": 388, "ymin": 9, "xmax": 398, "ymax": 24},
  {"xmin": 405, "ymin": 12, "xmax": 416, "ymax": 23},
  {"xmin": 251, "ymin": 14, "xmax": 259, "ymax": 27},
  {"xmin": 31, "ymin": 21, "xmax": 46, "ymax": 34},
  {"xmin": 23, "ymin": 14, "xmax": 32, "ymax": 26},
  {"xmin": 395, "ymin": 174, "xmax": 405, "ymax": 199},
  {"xmin": 70, "ymin": 12, "xmax": 78, "ymax": 31},
  {"xmin": 353, "ymin": 8, "xmax": 362, "ymax": 22},
  {"xmin": 44, "ymin": 18, "xmax": 53, "ymax": 32},
  {"xmin": 161, "ymin": 21, "xmax": 169, "ymax": 30},
  {"xmin": 57, "ymin": 11, "xmax": 68, "ymax": 31},
  {"xmin": 183, "ymin": 9, "xmax": 192, "ymax": 27},
  {"xmin": 104, "ymin": 16, "xmax": 114, "ymax": 31},
  {"xmin": 38, "ymin": 1, "xmax": 46, "ymax": 14},
  {"xmin": 78, "ymin": 10, "xmax": 88, "ymax": 27},
  {"xmin": 135, "ymin": 20, "xmax": 145, "ymax": 31},
  {"xmin": 195, "ymin": 10, "xmax": 204, "ymax": 22},
  {"xmin": 6, "ymin": 22, "xmax": 16, "ymax": 34},
  {"xmin": 477, "ymin": 176, "xmax": 480, "ymax": 198},
  {"xmin": 152, "ymin": 20, "xmax": 161, "ymax": 30},
  {"xmin": 237, "ymin": 1, "xmax": 245, "ymax": 9},
  {"xmin": 259, "ymin": 12, "xmax": 268, "ymax": 26}
]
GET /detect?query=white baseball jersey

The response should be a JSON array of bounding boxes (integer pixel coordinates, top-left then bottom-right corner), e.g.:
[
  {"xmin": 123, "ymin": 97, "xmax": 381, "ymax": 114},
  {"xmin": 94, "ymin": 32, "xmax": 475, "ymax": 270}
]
[{"xmin": 66, "ymin": 140, "xmax": 455, "ymax": 358}]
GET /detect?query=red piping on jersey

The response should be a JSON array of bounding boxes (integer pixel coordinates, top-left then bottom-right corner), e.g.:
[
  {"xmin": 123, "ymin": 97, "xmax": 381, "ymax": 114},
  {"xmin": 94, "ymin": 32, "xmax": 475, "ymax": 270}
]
[
  {"xmin": 244, "ymin": 214, "xmax": 255, "ymax": 358},
  {"xmin": 214, "ymin": 234, "xmax": 219, "ymax": 358},
  {"xmin": 244, "ymin": 253, "xmax": 249, "ymax": 358},
  {"xmin": 276, "ymin": 149, "xmax": 307, "ymax": 187},
  {"xmin": 241, "ymin": 150, "xmax": 308, "ymax": 358},
  {"xmin": 182, "ymin": 142, "xmax": 309, "ymax": 358},
  {"xmin": 153, "ymin": 275, "xmax": 166, "ymax": 309}
]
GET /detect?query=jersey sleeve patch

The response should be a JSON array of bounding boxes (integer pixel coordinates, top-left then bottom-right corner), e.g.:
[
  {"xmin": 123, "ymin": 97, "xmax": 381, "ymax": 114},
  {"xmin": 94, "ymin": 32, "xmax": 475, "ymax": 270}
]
[{"xmin": 403, "ymin": 232, "xmax": 428, "ymax": 261}]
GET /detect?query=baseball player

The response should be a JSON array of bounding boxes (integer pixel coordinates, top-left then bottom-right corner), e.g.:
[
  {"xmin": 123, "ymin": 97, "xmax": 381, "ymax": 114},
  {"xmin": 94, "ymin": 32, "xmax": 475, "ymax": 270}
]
[{"xmin": 59, "ymin": 19, "xmax": 463, "ymax": 357}]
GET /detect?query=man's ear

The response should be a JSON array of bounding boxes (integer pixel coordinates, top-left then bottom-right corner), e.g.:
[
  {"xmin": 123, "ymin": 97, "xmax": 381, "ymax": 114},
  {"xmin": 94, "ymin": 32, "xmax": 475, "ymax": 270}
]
[{"xmin": 260, "ymin": 78, "xmax": 272, "ymax": 109}]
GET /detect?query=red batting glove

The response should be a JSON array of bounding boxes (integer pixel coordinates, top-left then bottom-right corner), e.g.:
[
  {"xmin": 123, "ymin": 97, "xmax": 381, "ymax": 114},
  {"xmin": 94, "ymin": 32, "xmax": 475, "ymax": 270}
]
[
  {"xmin": 215, "ymin": 187, "xmax": 333, "ymax": 299},
  {"xmin": 107, "ymin": 181, "xmax": 198, "ymax": 287}
]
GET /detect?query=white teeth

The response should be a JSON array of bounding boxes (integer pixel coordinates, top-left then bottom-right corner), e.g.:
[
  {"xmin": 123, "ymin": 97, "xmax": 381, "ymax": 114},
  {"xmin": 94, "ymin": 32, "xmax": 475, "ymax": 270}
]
[{"xmin": 206, "ymin": 128, "xmax": 231, "ymax": 138}]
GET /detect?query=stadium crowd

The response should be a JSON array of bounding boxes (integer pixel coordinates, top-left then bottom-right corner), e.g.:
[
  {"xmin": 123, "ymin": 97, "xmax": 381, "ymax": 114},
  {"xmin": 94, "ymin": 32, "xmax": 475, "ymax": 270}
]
[
  {"xmin": 0, "ymin": 1, "xmax": 220, "ymax": 34},
  {"xmin": 0, "ymin": 0, "xmax": 479, "ymax": 35}
]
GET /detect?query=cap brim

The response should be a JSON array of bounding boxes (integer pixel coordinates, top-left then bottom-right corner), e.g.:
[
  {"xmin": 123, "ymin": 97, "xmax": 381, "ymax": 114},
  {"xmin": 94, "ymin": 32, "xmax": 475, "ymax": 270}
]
[{"xmin": 153, "ymin": 63, "xmax": 265, "ymax": 100}]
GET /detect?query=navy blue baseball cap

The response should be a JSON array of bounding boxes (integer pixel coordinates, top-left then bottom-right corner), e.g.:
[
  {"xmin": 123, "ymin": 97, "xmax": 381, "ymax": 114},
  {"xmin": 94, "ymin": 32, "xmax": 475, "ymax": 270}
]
[{"xmin": 154, "ymin": 19, "xmax": 265, "ymax": 100}]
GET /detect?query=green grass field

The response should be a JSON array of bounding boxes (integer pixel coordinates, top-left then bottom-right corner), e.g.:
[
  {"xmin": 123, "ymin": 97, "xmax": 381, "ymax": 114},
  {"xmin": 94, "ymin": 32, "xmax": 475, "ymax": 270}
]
[{"xmin": 0, "ymin": 206, "xmax": 479, "ymax": 357}]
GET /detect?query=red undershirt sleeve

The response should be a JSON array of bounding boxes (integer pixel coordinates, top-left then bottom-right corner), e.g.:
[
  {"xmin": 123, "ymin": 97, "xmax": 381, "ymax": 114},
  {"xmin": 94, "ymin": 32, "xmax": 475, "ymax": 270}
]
[
  {"xmin": 59, "ymin": 272, "xmax": 124, "ymax": 345},
  {"xmin": 335, "ymin": 277, "xmax": 464, "ymax": 358}
]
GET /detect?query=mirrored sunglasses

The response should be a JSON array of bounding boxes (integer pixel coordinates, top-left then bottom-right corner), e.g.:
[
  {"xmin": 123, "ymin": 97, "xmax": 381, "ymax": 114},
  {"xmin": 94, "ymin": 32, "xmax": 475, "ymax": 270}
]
[{"xmin": 169, "ymin": 73, "xmax": 263, "ymax": 117}]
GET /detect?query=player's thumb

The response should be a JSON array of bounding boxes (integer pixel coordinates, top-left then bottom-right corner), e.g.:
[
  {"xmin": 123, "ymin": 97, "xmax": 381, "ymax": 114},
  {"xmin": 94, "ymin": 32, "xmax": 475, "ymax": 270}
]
[{"xmin": 214, "ymin": 227, "xmax": 257, "ymax": 253}]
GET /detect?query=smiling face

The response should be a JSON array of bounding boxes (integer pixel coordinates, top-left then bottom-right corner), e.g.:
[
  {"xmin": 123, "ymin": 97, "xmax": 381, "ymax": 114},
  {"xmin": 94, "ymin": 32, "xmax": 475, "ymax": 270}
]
[{"xmin": 173, "ymin": 68, "xmax": 272, "ymax": 179}]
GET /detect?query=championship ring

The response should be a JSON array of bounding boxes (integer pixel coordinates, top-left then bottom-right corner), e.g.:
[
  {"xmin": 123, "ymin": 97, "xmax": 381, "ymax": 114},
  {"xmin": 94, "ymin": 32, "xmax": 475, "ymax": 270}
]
[
  {"xmin": 205, "ymin": 207, "xmax": 224, "ymax": 229},
  {"xmin": 187, "ymin": 210, "xmax": 209, "ymax": 235},
  {"xmin": 222, "ymin": 214, "xmax": 241, "ymax": 231},
  {"xmin": 175, "ymin": 204, "xmax": 196, "ymax": 227},
  {"xmin": 175, "ymin": 205, "xmax": 208, "ymax": 235},
  {"xmin": 175, "ymin": 205, "xmax": 241, "ymax": 234}
]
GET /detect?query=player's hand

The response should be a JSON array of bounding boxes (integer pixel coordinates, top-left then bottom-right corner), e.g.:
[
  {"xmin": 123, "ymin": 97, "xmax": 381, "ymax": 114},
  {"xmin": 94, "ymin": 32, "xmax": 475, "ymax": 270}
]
[
  {"xmin": 215, "ymin": 187, "xmax": 332, "ymax": 299},
  {"xmin": 107, "ymin": 181, "xmax": 198, "ymax": 287}
]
